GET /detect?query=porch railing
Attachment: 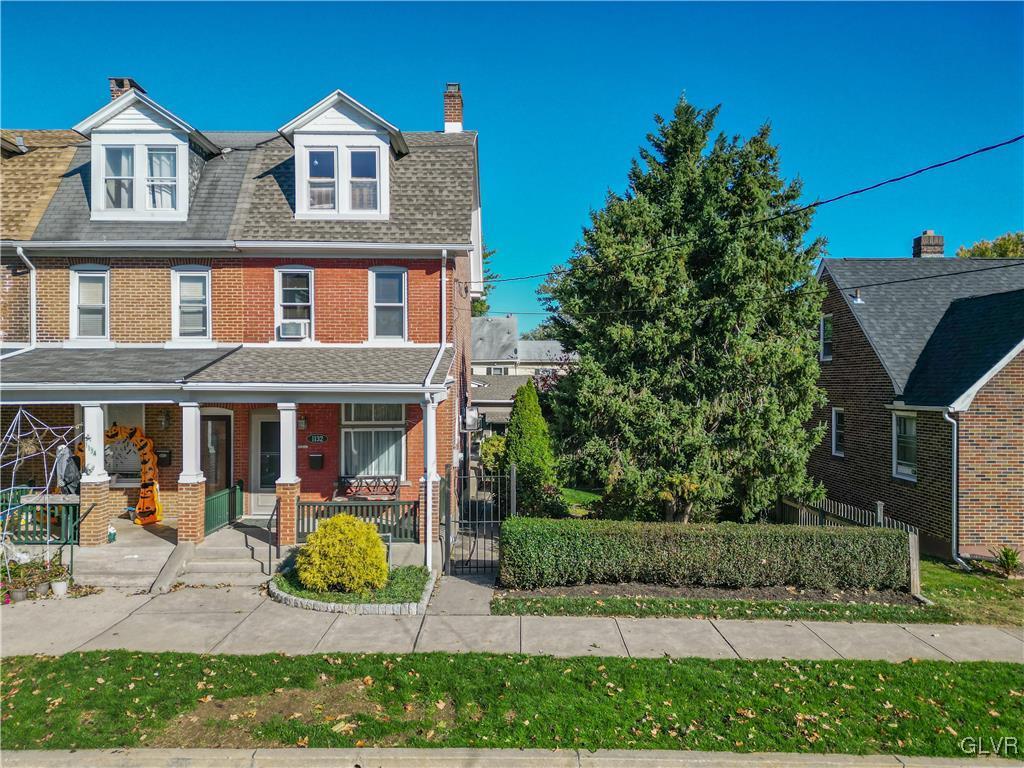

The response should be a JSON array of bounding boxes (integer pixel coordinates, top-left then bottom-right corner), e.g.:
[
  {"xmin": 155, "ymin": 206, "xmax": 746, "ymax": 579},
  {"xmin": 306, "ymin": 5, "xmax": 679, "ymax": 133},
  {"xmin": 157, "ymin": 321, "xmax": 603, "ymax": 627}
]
[
  {"xmin": 204, "ymin": 481, "xmax": 243, "ymax": 536},
  {"xmin": 296, "ymin": 499, "xmax": 418, "ymax": 543}
]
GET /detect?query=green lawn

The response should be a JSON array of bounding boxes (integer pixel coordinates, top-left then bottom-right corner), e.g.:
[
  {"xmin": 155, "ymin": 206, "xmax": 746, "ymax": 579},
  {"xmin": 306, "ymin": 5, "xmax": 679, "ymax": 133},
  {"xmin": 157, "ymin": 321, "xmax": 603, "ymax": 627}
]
[
  {"xmin": 273, "ymin": 566, "xmax": 429, "ymax": 605},
  {"xmin": 2, "ymin": 651, "xmax": 1021, "ymax": 755},
  {"xmin": 492, "ymin": 557, "xmax": 1024, "ymax": 626}
]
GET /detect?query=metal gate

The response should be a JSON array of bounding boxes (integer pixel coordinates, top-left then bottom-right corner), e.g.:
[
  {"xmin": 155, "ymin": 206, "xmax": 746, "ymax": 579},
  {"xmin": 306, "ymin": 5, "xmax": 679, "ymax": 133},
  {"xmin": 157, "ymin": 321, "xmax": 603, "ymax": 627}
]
[
  {"xmin": 204, "ymin": 481, "xmax": 243, "ymax": 536},
  {"xmin": 442, "ymin": 465, "xmax": 516, "ymax": 575}
]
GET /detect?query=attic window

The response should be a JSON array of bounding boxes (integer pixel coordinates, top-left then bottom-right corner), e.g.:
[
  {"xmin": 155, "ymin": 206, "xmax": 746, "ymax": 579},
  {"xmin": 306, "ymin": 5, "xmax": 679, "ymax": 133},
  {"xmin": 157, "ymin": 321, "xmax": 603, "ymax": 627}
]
[
  {"xmin": 146, "ymin": 148, "xmax": 177, "ymax": 209},
  {"xmin": 350, "ymin": 150, "xmax": 379, "ymax": 211},
  {"xmin": 104, "ymin": 148, "xmax": 134, "ymax": 209},
  {"xmin": 308, "ymin": 149, "xmax": 337, "ymax": 211}
]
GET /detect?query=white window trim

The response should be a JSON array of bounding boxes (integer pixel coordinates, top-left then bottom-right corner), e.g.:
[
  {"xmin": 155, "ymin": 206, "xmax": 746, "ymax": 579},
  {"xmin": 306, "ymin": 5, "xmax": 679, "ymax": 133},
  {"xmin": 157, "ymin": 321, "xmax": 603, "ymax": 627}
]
[
  {"xmin": 892, "ymin": 411, "xmax": 918, "ymax": 482},
  {"xmin": 69, "ymin": 265, "xmax": 110, "ymax": 342},
  {"xmin": 171, "ymin": 265, "xmax": 212, "ymax": 343},
  {"xmin": 819, "ymin": 314, "xmax": 833, "ymax": 362},
  {"xmin": 273, "ymin": 266, "xmax": 315, "ymax": 343},
  {"xmin": 74, "ymin": 403, "xmax": 146, "ymax": 488},
  {"xmin": 90, "ymin": 132, "xmax": 189, "ymax": 222},
  {"xmin": 293, "ymin": 133, "xmax": 390, "ymax": 221},
  {"xmin": 368, "ymin": 266, "xmax": 408, "ymax": 343},
  {"xmin": 145, "ymin": 146, "xmax": 179, "ymax": 212},
  {"xmin": 831, "ymin": 407, "xmax": 845, "ymax": 457},
  {"xmin": 306, "ymin": 146, "xmax": 339, "ymax": 213},
  {"xmin": 340, "ymin": 404, "xmax": 406, "ymax": 479}
]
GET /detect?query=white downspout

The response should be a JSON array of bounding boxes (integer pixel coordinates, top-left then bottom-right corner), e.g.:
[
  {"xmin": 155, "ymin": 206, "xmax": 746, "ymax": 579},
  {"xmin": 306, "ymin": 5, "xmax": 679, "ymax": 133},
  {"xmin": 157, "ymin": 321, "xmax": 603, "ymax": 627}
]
[
  {"xmin": 15, "ymin": 246, "xmax": 36, "ymax": 346},
  {"xmin": 943, "ymin": 408, "xmax": 971, "ymax": 571}
]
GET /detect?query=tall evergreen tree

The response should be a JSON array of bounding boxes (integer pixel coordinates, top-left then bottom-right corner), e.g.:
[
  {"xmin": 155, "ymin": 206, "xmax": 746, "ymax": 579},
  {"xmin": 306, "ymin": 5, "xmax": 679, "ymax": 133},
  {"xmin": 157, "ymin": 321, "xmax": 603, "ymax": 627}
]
[
  {"xmin": 543, "ymin": 96, "xmax": 826, "ymax": 522},
  {"xmin": 503, "ymin": 379, "xmax": 559, "ymax": 515}
]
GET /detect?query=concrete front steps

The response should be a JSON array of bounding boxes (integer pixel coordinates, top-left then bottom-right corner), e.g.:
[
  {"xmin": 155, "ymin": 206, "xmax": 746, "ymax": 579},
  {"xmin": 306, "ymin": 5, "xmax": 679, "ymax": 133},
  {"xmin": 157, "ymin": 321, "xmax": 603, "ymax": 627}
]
[
  {"xmin": 70, "ymin": 517, "xmax": 176, "ymax": 590},
  {"xmin": 178, "ymin": 522, "xmax": 284, "ymax": 587}
]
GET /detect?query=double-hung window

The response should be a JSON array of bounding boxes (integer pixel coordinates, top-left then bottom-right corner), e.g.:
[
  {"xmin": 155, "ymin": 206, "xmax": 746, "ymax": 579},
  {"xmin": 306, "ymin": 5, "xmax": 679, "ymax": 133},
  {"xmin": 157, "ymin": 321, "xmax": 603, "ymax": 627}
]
[
  {"xmin": 73, "ymin": 269, "xmax": 109, "ymax": 339},
  {"xmin": 146, "ymin": 148, "xmax": 177, "ymax": 210},
  {"xmin": 371, "ymin": 269, "xmax": 406, "ymax": 341},
  {"xmin": 173, "ymin": 269, "xmax": 210, "ymax": 340},
  {"xmin": 308, "ymin": 149, "xmax": 337, "ymax": 211},
  {"xmin": 104, "ymin": 147, "xmax": 134, "ymax": 209},
  {"xmin": 820, "ymin": 314, "xmax": 833, "ymax": 361},
  {"xmin": 893, "ymin": 412, "xmax": 917, "ymax": 480},
  {"xmin": 341, "ymin": 404, "xmax": 404, "ymax": 478},
  {"xmin": 831, "ymin": 407, "xmax": 845, "ymax": 457},
  {"xmin": 350, "ymin": 149, "xmax": 379, "ymax": 211},
  {"xmin": 486, "ymin": 366, "xmax": 509, "ymax": 375},
  {"xmin": 276, "ymin": 269, "xmax": 313, "ymax": 340}
]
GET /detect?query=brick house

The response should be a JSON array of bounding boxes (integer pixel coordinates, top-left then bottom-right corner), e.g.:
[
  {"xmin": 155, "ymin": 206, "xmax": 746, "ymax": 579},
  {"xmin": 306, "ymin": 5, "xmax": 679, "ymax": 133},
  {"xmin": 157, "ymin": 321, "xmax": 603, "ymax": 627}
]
[
  {"xmin": 808, "ymin": 232, "xmax": 1023, "ymax": 559},
  {"xmin": 0, "ymin": 78, "xmax": 483, "ymax": 568}
]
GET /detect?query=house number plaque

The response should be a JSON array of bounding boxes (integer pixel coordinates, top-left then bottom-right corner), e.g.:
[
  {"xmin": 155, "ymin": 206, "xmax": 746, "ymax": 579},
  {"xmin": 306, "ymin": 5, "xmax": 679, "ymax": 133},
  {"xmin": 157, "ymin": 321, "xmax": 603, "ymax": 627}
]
[{"xmin": 307, "ymin": 433, "xmax": 328, "ymax": 444}]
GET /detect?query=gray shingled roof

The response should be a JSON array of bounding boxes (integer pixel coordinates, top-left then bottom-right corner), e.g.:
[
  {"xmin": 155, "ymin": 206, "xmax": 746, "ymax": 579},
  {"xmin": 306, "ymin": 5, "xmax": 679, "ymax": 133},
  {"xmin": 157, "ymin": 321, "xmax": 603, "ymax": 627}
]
[
  {"xmin": 0, "ymin": 347, "xmax": 233, "ymax": 384},
  {"xmin": 901, "ymin": 289, "xmax": 1024, "ymax": 407},
  {"xmin": 822, "ymin": 258, "xmax": 1024, "ymax": 397},
  {"xmin": 230, "ymin": 132, "xmax": 476, "ymax": 243},
  {"xmin": 472, "ymin": 374, "xmax": 532, "ymax": 403},
  {"xmin": 28, "ymin": 130, "xmax": 475, "ymax": 244},
  {"xmin": 188, "ymin": 346, "xmax": 453, "ymax": 385},
  {"xmin": 517, "ymin": 339, "xmax": 568, "ymax": 362},
  {"xmin": 472, "ymin": 315, "xmax": 517, "ymax": 361}
]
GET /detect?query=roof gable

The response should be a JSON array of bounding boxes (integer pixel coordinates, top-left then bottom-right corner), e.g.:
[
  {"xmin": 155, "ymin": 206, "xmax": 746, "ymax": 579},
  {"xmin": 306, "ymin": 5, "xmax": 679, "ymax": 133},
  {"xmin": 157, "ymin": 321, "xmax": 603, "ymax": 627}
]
[
  {"xmin": 73, "ymin": 89, "xmax": 219, "ymax": 155},
  {"xmin": 278, "ymin": 90, "xmax": 408, "ymax": 155},
  {"xmin": 820, "ymin": 258, "xmax": 1024, "ymax": 394}
]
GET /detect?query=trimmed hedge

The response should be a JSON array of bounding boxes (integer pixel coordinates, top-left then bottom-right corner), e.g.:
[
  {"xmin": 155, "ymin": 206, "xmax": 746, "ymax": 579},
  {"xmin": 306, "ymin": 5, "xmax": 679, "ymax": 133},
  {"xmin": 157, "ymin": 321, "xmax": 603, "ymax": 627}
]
[{"xmin": 499, "ymin": 518, "xmax": 911, "ymax": 592}]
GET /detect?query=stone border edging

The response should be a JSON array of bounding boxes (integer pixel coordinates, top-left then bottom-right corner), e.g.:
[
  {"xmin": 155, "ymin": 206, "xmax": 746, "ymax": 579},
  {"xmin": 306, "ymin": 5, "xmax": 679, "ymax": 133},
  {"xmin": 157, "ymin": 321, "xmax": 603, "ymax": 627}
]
[{"xmin": 269, "ymin": 569, "xmax": 437, "ymax": 615}]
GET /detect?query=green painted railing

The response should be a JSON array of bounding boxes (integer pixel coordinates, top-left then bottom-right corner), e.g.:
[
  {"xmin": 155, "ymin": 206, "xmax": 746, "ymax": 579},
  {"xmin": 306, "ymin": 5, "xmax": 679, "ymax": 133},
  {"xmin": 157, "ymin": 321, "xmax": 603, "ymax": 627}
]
[
  {"xmin": 296, "ymin": 499, "xmax": 418, "ymax": 543},
  {"xmin": 3, "ymin": 493, "xmax": 81, "ymax": 546},
  {"xmin": 204, "ymin": 481, "xmax": 243, "ymax": 536}
]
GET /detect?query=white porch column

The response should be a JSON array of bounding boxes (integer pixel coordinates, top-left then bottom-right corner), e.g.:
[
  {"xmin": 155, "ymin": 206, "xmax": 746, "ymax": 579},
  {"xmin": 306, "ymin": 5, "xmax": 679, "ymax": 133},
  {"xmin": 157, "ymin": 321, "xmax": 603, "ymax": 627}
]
[
  {"xmin": 81, "ymin": 402, "xmax": 109, "ymax": 482},
  {"xmin": 178, "ymin": 402, "xmax": 205, "ymax": 484},
  {"xmin": 277, "ymin": 402, "xmax": 299, "ymax": 484},
  {"xmin": 421, "ymin": 397, "xmax": 438, "ymax": 570}
]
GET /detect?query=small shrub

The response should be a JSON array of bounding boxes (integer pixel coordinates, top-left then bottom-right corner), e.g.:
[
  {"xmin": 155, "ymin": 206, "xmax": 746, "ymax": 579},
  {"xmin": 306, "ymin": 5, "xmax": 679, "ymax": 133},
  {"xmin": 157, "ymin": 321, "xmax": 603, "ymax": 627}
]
[
  {"xmin": 499, "ymin": 517, "xmax": 911, "ymax": 592},
  {"xmin": 989, "ymin": 546, "xmax": 1022, "ymax": 578},
  {"xmin": 296, "ymin": 514, "xmax": 388, "ymax": 594},
  {"xmin": 479, "ymin": 434, "xmax": 506, "ymax": 473}
]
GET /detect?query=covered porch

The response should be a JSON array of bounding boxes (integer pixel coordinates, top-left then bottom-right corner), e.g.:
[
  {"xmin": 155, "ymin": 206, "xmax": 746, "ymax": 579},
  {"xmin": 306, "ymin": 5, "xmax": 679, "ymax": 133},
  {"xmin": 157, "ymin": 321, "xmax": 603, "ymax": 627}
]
[{"xmin": 1, "ymin": 346, "xmax": 456, "ymax": 570}]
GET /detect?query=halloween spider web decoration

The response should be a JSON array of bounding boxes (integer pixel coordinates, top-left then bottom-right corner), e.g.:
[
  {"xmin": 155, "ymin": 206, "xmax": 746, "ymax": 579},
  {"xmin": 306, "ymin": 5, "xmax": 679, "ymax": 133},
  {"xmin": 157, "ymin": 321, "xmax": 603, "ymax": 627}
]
[{"xmin": 0, "ymin": 408, "xmax": 83, "ymax": 581}]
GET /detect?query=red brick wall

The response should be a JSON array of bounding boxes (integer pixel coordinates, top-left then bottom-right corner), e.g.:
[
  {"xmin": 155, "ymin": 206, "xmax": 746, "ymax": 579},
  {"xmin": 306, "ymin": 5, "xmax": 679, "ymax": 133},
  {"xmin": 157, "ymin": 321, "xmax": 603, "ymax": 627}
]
[
  {"xmin": 807, "ymin": 273, "xmax": 953, "ymax": 552},
  {"xmin": 958, "ymin": 351, "xmax": 1024, "ymax": 555},
  {"xmin": 1, "ymin": 255, "xmax": 30, "ymax": 345}
]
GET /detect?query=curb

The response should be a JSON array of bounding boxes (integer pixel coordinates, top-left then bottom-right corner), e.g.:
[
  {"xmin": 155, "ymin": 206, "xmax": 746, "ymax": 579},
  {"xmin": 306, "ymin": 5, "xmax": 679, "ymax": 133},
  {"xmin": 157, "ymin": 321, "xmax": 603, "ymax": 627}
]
[
  {"xmin": 268, "ymin": 569, "xmax": 437, "ymax": 615},
  {"xmin": 4, "ymin": 747, "xmax": 1017, "ymax": 768}
]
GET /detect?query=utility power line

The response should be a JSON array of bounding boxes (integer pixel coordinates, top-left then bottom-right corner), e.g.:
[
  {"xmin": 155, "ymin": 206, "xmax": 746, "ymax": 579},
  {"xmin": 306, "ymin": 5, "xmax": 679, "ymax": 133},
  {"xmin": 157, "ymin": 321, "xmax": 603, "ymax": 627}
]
[{"xmin": 465, "ymin": 133, "xmax": 1024, "ymax": 289}]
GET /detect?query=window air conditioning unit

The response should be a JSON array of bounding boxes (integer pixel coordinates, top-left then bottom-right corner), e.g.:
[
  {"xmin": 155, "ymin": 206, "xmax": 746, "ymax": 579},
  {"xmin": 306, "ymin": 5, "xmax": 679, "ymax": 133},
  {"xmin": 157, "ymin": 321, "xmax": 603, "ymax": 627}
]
[{"xmin": 279, "ymin": 319, "xmax": 310, "ymax": 340}]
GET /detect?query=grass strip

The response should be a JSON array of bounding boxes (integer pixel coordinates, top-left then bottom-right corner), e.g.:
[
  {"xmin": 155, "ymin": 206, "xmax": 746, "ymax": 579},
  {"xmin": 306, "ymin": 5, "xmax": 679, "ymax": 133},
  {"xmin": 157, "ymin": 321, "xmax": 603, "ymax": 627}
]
[
  {"xmin": 2, "ymin": 651, "xmax": 1020, "ymax": 756},
  {"xmin": 490, "ymin": 595, "xmax": 956, "ymax": 623},
  {"xmin": 273, "ymin": 565, "xmax": 428, "ymax": 605}
]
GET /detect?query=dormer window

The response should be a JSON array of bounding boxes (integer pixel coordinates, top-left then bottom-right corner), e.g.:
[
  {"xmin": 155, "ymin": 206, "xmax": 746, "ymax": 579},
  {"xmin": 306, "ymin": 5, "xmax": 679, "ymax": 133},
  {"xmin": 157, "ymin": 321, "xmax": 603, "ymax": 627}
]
[
  {"xmin": 147, "ymin": 148, "xmax": 178, "ymax": 209},
  {"xmin": 308, "ymin": 149, "xmax": 337, "ymax": 211},
  {"xmin": 104, "ymin": 148, "xmax": 134, "ymax": 209},
  {"xmin": 350, "ymin": 149, "xmax": 379, "ymax": 211}
]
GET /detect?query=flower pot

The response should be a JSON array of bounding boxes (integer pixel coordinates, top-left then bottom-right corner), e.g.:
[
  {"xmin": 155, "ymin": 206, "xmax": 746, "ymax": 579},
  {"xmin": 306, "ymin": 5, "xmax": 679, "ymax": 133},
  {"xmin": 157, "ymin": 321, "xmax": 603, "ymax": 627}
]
[
  {"xmin": 51, "ymin": 581, "xmax": 68, "ymax": 598},
  {"xmin": 10, "ymin": 588, "xmax": 28, "ymax": 603},
  {"xmin": 34, "ymin": 582, "xmax": 51, "ymax": 598}
]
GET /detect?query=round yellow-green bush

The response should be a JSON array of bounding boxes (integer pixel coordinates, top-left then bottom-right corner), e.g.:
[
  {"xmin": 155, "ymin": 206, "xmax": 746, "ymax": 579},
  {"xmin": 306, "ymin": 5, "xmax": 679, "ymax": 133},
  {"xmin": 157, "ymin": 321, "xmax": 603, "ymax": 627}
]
[{"xmin": 295, "ymin": 514, "xmax": 388, "ymax": 593}]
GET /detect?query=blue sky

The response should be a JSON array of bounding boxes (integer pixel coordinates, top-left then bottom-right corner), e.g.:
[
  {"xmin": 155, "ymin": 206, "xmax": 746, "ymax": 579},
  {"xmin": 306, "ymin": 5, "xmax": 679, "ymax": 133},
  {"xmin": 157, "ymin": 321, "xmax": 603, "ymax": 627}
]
[{"xmin": 3, "ymin": 2, "xmax": 1022, "ymax": 330}]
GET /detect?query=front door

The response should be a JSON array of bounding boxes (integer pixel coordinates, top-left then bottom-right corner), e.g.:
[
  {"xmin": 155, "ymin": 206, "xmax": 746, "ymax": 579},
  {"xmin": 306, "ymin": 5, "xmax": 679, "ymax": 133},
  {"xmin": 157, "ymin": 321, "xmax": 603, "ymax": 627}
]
[
  {"xmin": 250, "ymin": 414, "xmax": 281, "ymax": 517},
  {"xmin": 200, "ymin": 415, "xmax": 232, "ymax": 495}
]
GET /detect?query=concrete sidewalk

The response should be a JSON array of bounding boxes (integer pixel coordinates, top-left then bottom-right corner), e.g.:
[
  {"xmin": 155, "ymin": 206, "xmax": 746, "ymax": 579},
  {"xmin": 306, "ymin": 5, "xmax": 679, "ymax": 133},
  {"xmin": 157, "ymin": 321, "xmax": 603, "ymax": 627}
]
[
  {"xmin": 4, "ymin": 747, "xmax": 1020, "ymax": 767},
  {"xmin": 2, "ymin": 584, "xmax": 1022, "ymax": 662}
]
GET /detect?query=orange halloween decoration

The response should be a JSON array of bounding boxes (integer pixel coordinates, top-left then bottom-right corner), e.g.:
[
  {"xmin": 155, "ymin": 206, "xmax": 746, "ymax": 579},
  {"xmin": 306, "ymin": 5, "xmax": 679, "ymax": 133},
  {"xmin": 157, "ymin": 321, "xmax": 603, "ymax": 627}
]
[{"xmin": 75, "ymin": 424, "xmax": 163, "ymax": 525}]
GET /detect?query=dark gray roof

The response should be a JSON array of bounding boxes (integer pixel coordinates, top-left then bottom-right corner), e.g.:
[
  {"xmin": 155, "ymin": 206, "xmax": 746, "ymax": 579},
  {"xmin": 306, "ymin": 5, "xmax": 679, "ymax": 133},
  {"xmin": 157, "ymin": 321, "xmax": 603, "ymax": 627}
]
[
  {"xmin": 28, "ymin": 130, "xmax": 475, "ymax": 244},
  {"xmin": 188, "ymin": 346, "xmax": 453, "ymax": 386},
  {"xmin": 230, "ymin": 132, "xmax": 476, "ymax": 243},
  {"xmin": 472, "ymin": 316, "xmax": 517, "ymax": 361},
  {"xmin": 902, "ymin": 289, "xmax": 1024, "ymax": 406},
  {"xmin": 517, "ymin": 339, "xmax": 568, "ymax": 362},
  {"xmin": 0, "ymin": 347, "xmax": 233, "ymax": 384},
  {"xmin": 822, "ymin": 258, "xmax": 1024, "ymax": 394},
  {"xmin": 472, "ymin": 374, "xmax": 532, "ymax": 403}
]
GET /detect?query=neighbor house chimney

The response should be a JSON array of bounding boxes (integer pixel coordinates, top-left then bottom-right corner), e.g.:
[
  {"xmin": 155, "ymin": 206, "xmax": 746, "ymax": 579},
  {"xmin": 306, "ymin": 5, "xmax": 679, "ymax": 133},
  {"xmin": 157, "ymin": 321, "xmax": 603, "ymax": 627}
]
[
  {"xmin": 109, "ymin": 77, "xmax": 146, "ymax": 101},
  {"xmin": 912, "ymin": 230, "xmax": 944, "ymax": 258},
  {"xmin": 444, "ymin": 83, "xmax": 463, "ymax": 133}
]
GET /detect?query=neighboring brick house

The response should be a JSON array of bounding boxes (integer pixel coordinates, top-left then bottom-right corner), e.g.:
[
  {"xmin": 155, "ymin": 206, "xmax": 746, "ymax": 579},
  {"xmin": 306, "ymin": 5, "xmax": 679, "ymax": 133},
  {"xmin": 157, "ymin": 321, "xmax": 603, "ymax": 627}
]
[
  {"xmin": 0, "ymin": 78, "xmax": 483, "ymax": 568},
  {"xmin": 808, "ymin": 232, "xmax": 1023, "ymax": 559}
]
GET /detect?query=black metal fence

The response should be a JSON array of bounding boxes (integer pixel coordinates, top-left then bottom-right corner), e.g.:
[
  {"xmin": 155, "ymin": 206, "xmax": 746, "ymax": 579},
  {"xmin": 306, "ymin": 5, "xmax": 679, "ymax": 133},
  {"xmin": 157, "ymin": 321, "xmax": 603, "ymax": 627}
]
[{"xmin": 442, "ymin": 464, "xmax": 516, "ymax": 575}]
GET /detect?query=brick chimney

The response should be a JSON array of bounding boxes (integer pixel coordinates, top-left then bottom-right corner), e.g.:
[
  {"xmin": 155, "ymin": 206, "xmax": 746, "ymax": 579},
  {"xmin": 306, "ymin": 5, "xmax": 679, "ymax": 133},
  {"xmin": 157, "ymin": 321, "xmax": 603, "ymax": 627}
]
[
  {"xmin": 912, "ymin": 230, "xmax": 944, "ymax": 258},
  {"xmin": 109, "ymin": 77, "xmax": 146, "ymax": 101},
  {"xmin": 444, "ymin": 83, "xmax": 463, "ymax": 133}
]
